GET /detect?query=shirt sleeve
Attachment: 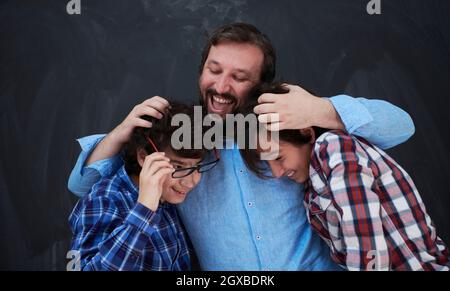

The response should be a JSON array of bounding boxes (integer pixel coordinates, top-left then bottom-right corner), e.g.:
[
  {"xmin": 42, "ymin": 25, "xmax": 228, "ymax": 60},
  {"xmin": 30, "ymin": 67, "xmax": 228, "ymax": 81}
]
[
  {"xmin": 314, "ymin": 132, "xmax": 391, "ymax": 271},
  {"xmin": 67, "ymin": 134, "xmax": 123, "ymax": 197},
  {"xmin": 329, "ymin": 95, "xmax": 415, "ymax": 150},
  {"xmin": 69, "ymin": 190, "xmax": 162, "ymax": 271}
]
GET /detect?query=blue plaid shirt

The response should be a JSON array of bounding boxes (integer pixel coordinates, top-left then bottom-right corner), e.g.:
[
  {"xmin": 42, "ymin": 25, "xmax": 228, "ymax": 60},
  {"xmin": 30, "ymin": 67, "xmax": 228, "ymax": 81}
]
[{"xmin": 69, "ymin": 165, "xmax": 191, "ymax": 271}]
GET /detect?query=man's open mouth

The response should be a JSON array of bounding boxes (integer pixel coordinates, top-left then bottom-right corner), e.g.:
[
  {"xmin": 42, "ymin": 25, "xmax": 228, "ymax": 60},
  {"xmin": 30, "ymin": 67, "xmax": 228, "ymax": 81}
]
[{"xmin": 208, "ymin": 93, "xmax": 235, "ymax": 115}]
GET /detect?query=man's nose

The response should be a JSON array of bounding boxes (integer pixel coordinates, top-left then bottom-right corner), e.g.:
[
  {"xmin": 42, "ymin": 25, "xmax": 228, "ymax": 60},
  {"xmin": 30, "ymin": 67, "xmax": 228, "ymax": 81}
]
[
  {"xmin": 215, "ymin": 75, "xmax": 231, "ymax": 95},
  {"xmin": 268, "ymin": 161, "xmax": 284, "ymax": 178}
]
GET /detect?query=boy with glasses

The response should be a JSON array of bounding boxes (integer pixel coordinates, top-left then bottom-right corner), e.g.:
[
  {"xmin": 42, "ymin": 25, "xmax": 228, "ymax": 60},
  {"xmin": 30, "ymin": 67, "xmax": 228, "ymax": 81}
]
[{"xmin": 69, "ymin": 103, "xmax": 218, "ymax": 271}]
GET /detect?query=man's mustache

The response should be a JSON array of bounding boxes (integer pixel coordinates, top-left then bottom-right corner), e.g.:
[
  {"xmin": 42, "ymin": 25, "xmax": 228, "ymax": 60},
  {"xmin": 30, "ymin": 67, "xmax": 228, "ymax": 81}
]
[{"xmin": 205, "ymin": 88, "xmax": 237, "ymax": 102}]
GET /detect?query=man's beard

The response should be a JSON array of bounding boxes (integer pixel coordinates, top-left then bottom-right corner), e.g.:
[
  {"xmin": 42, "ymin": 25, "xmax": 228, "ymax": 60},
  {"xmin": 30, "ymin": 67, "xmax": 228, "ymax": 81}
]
[{"xmin": 199, "ymin": 87, "xmax": 238, "ymax": 116}]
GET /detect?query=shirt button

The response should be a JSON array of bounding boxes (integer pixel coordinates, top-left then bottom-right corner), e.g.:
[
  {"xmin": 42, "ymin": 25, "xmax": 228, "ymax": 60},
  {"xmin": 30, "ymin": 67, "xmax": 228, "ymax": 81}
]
[
  {"xmin": 248, "ymin": 202, "xmax": 253, "ymax": 207},
  {"xmin": 256, "ymin": 235, "xmax": 261, "ymax": 240},
  {"xmin": 239, "ymin": 169, "xmax": 244, "ymax": 173}
]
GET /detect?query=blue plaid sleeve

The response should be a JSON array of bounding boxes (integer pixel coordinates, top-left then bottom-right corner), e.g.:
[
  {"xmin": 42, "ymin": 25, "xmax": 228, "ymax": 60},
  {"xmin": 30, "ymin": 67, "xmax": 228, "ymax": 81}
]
[{"xmin": 69, "ymin": 188, "xmax": 162, "ymax": 271}]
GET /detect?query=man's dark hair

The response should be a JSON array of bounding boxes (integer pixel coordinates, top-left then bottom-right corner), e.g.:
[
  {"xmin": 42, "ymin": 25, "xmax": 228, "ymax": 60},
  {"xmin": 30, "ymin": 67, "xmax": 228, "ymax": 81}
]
[
  {"xmin": 239, "ymin": 83, "xmax": 327, "ymax": 179},
  {"xmin": 199, "ymin": 22, "xmax": 276, "ymax": 83},
  {"xmin": 123, "ymin": 102, "xmax": 209, "ymax": 176}
]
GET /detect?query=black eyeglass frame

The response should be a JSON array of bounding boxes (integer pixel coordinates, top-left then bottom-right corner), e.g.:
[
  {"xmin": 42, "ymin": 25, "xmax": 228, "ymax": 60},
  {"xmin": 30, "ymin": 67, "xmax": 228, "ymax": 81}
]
[{"xmin": 145, "ymin": 136, "xmax": 220, "ymax": 179}]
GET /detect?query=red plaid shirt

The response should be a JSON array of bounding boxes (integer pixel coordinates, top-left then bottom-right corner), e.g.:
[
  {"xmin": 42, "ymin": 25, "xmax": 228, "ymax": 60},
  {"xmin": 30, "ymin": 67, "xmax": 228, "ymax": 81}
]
[{"xmin": 305, "ymin": 130, "xmax": 449, "ymax": 271}]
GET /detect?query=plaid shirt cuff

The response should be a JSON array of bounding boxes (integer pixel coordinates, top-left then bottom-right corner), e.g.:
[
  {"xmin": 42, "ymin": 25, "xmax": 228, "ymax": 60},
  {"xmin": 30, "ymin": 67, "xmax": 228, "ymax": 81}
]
[{"xmin": 125, "ymin": 203, "xmax": 162, "ymax": 238}]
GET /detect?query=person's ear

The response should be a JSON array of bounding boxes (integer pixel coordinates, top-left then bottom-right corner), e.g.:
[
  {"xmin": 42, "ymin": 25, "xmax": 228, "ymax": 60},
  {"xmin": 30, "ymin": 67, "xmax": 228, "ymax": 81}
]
[
  {"xmin": 299, "ymin": 128, "xmax": 316, "ymax": 144},
  {"xmin": 136, "ymin": 148, "xmax": 148, "ymax": 167}
]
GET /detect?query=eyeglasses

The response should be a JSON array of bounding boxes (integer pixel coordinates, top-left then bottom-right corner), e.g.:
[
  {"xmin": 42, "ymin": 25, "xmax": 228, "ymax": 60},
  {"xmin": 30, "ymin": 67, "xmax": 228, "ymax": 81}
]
[{"xmin": 145, "ymin": 136, "xmax": 220, "ymax": 179}]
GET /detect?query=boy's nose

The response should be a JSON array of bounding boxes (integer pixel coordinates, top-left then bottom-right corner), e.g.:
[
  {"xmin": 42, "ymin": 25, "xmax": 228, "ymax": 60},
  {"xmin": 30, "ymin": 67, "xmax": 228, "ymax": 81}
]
[
  {"xmin": 268, "ymin": 161, "xmax": 284, "ymax": 178},
  {"xmin": 180, "ymin": 173, "xmax": 197, "ymax": 189}
]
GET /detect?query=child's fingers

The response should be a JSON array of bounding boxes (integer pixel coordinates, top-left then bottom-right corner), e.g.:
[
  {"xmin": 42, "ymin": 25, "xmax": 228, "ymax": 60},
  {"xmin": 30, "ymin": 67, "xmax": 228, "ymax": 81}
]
[
  {"xmin": 153, "ymin": 167, "xmax": 176, "ymax": 181},
  {"xmin": 147, "ymin": 160, "xmax": 173, "ymax": 177},
  {"xmin": 142, "ymin": 153, "xmax": 169, "ymax": 173}
]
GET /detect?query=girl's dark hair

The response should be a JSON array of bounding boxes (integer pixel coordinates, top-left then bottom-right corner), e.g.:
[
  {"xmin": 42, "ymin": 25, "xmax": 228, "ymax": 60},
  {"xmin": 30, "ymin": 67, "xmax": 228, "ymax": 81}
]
[
  {"xmin": 239, "ymin": 83, "xmax": 327, "ymax": 179},
  {"xmin": 199, "ymin": 22, "xmax": 276, "ymax": 83},
  {"xmin": 123, "ymin": 102, "xmax": 208, "ymax": 176}
]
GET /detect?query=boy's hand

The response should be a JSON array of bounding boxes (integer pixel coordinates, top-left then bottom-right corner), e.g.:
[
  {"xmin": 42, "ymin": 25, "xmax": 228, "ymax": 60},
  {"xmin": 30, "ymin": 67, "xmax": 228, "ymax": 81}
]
[
  {"xmin": 111, "ymin": 96, "xmax": 170, "ymax": 145},
  {"xmin": 137, "ymin": 152, "xmax": 175, "ymax": 212}
]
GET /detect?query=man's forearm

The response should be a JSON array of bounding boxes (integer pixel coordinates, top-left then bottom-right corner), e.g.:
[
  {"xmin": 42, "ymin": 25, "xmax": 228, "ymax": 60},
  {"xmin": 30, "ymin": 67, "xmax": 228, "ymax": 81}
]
[
  {"xmin": 329, "ymin": 95, "xmax": 415, "ymax": 149},
  {"xmin": 85, "ymin": 96, "xmax": 168, "ymax": 166},
  {"xmin": 85, "ymin": 130, "xmax": 124, "ymax": 166},
  {"xmin": 315, "ymin": 98, "xmax": 346, "ymax": 131}
]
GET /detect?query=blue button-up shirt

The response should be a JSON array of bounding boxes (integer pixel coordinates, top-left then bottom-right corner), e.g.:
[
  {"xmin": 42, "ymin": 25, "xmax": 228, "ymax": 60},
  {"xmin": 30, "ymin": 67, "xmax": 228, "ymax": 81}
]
[
  {"xmin": 69, "ymin": 166, "xmax": 191, "ymax": 271},
  {"xmin": 68, "ymin": 95, "xmax": 415, "ymax": 270}
]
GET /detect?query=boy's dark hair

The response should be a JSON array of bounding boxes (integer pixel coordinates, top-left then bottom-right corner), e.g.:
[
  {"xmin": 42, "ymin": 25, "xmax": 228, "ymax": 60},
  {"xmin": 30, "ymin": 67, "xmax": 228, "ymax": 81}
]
[
  {"xmin": 239, "ymin": 83, "xmax": 327, "ymax": 179},
  {"xmin": 123, "ymin": 102, "xmax": 208, "ymax": 176},
  {"xmin": 199, "ymin": 22, "xmax": 276, "ymax": 83}
]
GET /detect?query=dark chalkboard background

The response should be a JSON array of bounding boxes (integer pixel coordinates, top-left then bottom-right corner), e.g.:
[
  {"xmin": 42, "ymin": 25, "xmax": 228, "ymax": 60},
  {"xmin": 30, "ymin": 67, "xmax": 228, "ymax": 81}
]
[{"xmin": 0, "ymin": 0, "xmax": 449, "ymax": 270}]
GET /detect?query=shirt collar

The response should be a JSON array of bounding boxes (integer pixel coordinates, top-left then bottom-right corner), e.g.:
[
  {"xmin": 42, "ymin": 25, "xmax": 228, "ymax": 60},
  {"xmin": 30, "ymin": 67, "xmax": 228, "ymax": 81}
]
[{"xmin": 117, "ymin": 165, "xmax": 139, "ymax": 198}]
